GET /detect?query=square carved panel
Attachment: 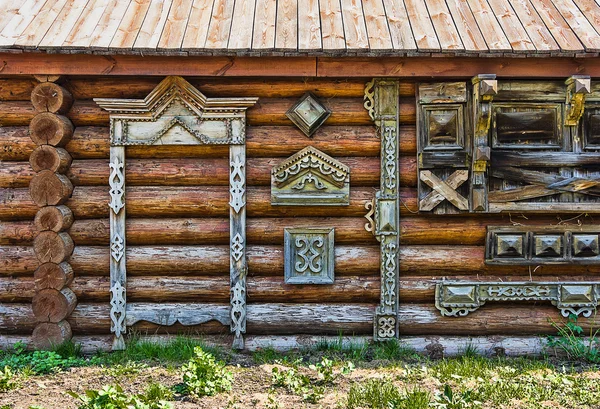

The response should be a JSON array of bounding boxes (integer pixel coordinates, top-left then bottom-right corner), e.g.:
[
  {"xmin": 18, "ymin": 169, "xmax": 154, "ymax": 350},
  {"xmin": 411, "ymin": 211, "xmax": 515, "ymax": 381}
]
[
  {"xmin": 533, "ymin": 235, "xmax": 564, "ymax": 258},
  {"xmin": 422, "ymin": 104, "xmax": 464, "ymax": 150},
  {"xmin": 572, "ymin": 234, "xmax": 599, "ymax": 257},
  {"xmin": 284, "ymin": 228, "xmax": 335, "ymax": 284},
  {"xmin": 495, "ymin": 234, "xmax": 526, "ymax": 258},
  {"xmin": 286, "ymin": 93, "xmax": 331, "ymax": 137},
  {"xmin": 491, "ymin": 103, "xmax": 562, "ymax": 149}
]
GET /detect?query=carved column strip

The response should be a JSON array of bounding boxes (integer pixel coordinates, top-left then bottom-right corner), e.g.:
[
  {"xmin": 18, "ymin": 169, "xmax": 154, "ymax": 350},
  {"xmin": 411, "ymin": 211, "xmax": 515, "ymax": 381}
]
[
  {"xmin": 365, "ymin": 79, "xmax": 401, "ymax": 341},
  {"xmin": 29, "ymin": 76, "xmax": 77, "ymax": 349},
  {"xmin": 230, "ymin": 144, "xmax": 247, "ymax": 349},
  {"xmin": 109, "ymin": 146, "xmax": 126, "ymax": 350}
]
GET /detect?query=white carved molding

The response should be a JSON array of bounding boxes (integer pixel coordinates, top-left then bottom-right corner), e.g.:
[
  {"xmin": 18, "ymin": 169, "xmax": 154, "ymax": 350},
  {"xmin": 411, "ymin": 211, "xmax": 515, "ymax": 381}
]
[{"xmin": 96, "ymin": 76, "xmax": 257, "ymax": 350}]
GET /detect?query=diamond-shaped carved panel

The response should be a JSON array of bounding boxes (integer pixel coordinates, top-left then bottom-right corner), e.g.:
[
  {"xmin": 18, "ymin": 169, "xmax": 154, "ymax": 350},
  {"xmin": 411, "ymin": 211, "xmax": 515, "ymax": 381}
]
[
  {"xmin": 572, "ymin": 234, "xmax": 599, "ymax": 257},
  {"xmin": 286, "ymin": 93, "xmax": 331, "ymax": 137},
  {"xmin": 534, "ymin": 235, "xmax": 563, "ymax": 258},
  {"xmin": 495, "ymin": 234, "xmax": 525, "ymax": 258}
]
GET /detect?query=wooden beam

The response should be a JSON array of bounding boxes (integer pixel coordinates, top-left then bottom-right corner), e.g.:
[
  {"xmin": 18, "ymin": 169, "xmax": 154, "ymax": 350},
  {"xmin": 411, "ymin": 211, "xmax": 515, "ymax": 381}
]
[{"xmin": 3, "ymin": 53, "xmax": 600, "ymax": 77}]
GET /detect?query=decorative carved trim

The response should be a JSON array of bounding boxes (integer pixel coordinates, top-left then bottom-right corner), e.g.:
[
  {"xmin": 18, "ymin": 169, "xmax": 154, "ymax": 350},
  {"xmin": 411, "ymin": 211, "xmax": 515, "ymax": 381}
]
[
  {"xmin": 126, "ymin": 303, "xmax": 230, "ymax": 326},
  {"xmin": 271, "ymin": 146, "xmax": 350, "ymax": 206},
  {"xmin": 486, "ymin": 225, "xmax": 600, "ymax": 265},
  {"xmin": 419, "ymin": 170, "xmax": 469, "ymax": 211},
  {"xmin": 565, "ymin": 75, "xmax": 591, "ymax": 127},
  {"xmin": 436, "ymin": 281, "xmax": 600, "ymax": 318},
  {"xmin": 367, "ymin": 79, "xmax": 400, "ymax": 341},
  {"xmin": 97, "ymin": 78, "xmax": 256, "ymax": 350},
  {"xmin": 364, "ymin": 199, "xmax": 375, "ymax": 235},
  {"xmin": 284, "ymin": 228, "xmax": 335, "ymax": 284},
  {"xmin": 286, "ymin": 92, "xmax": 331, "ymax": 137},
  {"xmin": 108, "ymin": 157, "xmax": 125, "ymax": 214}
]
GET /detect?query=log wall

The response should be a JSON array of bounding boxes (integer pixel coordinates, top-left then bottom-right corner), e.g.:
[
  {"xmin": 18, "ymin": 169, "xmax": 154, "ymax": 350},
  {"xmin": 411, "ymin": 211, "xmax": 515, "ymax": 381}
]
[{"xmin": 2, "ymin": 75, "xmax": 599, "ymax": 350}]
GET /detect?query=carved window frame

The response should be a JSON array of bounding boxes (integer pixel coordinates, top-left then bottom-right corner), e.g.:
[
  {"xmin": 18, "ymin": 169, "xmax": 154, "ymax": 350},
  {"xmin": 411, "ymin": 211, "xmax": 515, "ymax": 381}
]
[
  {"xmin": 364, "ymin": 79, "xmax": 400, "ymax": 341},
  {"xmin": 95, "ymin": 76, "xmax": 257, "ymax": 350}
]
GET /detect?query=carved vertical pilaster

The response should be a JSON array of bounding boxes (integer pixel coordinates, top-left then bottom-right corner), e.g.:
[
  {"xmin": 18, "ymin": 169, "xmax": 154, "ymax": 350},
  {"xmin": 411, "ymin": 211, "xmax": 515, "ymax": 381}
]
[
  {"xmin": 365, "ymin": 79, "xmax": 400, "ymax": 341},
  {"xmin": 471, "ymin": 74, "xmax": 497, "ymax": 212},
  {"xmin": 109, "ymin": 146, "xmax": 126, "ymax": 350},
  {"xmin": 230, "ymin": 144, "xmax": 247, "ymax": 349}
]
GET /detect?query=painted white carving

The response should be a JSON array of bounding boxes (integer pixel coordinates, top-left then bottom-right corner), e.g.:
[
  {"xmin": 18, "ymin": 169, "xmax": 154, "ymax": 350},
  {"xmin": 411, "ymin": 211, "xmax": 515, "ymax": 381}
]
[
  {"xmin": 230, "ymin": 154, "xmax": 245, "ymax": 213},
  {"xmin": 110, "ymin": 281, "xmax": 126, "ymax": 338},
  {"xmin": 231, "ymin": 233, "xmax": 244, "ymax": 262},
  {"xmin": 110, "ymin": 234, "xmax": 124, "ymax": 262},
  {"xmin": 295, "ymin": 236, "xmax": 325, "ymax": 274},
  {"xmin": 231, "ymin": 280, "xmax": 246, "ymax": 339},
  {"xmin": 364, "ymin": 199, "xmax": 375, "ymax": 234},
  {"xmin": 383, "ymin": 126, "xmax": 398, "ymax": 191},
  {"xmin": 108, "ymin": 158, "xmax": 125, "ymax": 214},
  {"xmin": 377, "ymin": 316, "xmax": 396, "ymax": 338}
]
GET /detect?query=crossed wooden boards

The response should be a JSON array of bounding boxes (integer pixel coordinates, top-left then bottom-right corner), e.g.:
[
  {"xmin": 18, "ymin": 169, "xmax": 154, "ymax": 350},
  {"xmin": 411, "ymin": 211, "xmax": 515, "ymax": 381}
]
[{"xmin": 419, "ymin": 170, "xmax": 469, "ymax": 211}]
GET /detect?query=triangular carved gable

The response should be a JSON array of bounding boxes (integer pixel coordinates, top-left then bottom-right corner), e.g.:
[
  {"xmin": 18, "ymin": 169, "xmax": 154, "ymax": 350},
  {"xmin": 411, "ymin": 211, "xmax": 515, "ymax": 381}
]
[
  {"xmin": 95, "ymin": 76, "xmax": 258, "ymax": 146},
  {"xmin": 271, "ymin": 146, "xmax": 350, "ymax": 206}
]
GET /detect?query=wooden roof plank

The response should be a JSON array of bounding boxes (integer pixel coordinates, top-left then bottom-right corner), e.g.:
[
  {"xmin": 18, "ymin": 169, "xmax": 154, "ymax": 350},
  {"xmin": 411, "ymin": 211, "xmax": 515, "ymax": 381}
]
[
  {"xmin": 575, "ymin": 0, "xmax": 600, "ymax": 51},
  {"xmin": 227, "ymin": 0, "xmax": 256, "ymax": 50},
  {"xmin": 252, "ymin": 0, "xmax": 277, "ymax": 50},
  {"xmin": 465, "ymin": 0, "xmax": 512, "ymax": 51},
  {"xmin": 382, "ymin": 0, "xmax": 417, "ymax": 51},
  {"xmin": 182, "ymin": 0, "xmax": 215, "ymax": 50},
  {"xmin": 0, "ymin": 0, "xmax": 28, "ymax": 34},
  {"xmin": 88, "ymin": 0, "xmax": 132, "ymax": 49},
  {"xmin": 508, "ymin": 0, "xmax": 559, "ymax": 51},
  {"xmin": 39, "ymin": 0, "xmax": 91, "ymax": 48},
  {"xmin": 298, "ymin": 0, "xmax": 322, "ymax": 51},
  {"xmin": 445, "ymin": 0, "xmax": 488, "ymax": 51},
  {"xmin": 339, "ymin": 0, "xmax": 370, "ymax": 50},
  {"xmin": 110, "ymin": 0, "xmax": 152, "ymax": 49},
  {"xmin": 403, "ymin": 0, "xmax": 441, "ymax": 51},
  {"xmin": 275, "ymin": 0, "xmax": 298, "ymax": 50},
  {"xmin": 424, "ymin": 0, "xmax": 464, "ymax": 51},
  {"xmin": 361, "ymin": 0, "xmax": 393, "ymax": 51},
  {"xmin": 320, "ymin": 0, "xmax": 346, "ymax": 51},
  {"xmin": 63, "ymin": 0, "xmax": 112, "ymax": 48},
  {"xmin": 530, "ymin": 0, "xmax": 585, "ymax": 52},
  {"xmin": 486, "ymin": 0, "xmax": 536, "ymax": 51},
  {"xmin": 205, "ymin": 0, "xmax": 236, "ymax": 49},
  {"xmin": 0, "ymin": 0, "xmax": 48, "ymax": 47},
  {"xmin": 14, "ymin": 0, "xmax": 68, "ymax": 48},
  {"xmin": 133, "ymin": 0, "xmax": 174, "ymax": 50},
  {"xmin": 157, "ymin": 0, "xmax": 194, "ymax": 50}
]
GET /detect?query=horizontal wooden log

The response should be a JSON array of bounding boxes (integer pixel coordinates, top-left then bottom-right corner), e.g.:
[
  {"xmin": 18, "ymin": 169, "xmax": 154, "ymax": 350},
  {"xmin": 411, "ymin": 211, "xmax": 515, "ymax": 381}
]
[
  {"xmin": 0, "ymin": 275, "xmax": 379, "ymax": 304},
  {"xmin": 31, "ymin": 82, "xmax": 73, "ymax": 114},
  {"xmin": 29, "ymin": 170, "xmax": 74, "ymax": 206},
  {"xmin": 32, "ymin": 287, "xmax": 77, "ymax": 323},
  {"xmin": 34, "ymin": 262, "xmax": 74, "ymax": 291},
  {"xmin": 34, "ymin": 205, "xmax": 74, "ymax": 232},
  {"xmin": 1, "ymin": 186, "xmax": 376, "ymax": 220},
  {"xmin": 2, "ymin": 157, "xmax": 384, "ymax": 188},
  {"xmin": 29, "ymin": 113, "xmax": 74, "ymax": 146},
  {"xmin": 1, "ymin": 245, "xmax": 379, "ymax": 277},
  {"xmin": 29, "ymin": 146, "xmax": 72, "ymax": 173},
  {"xmin": 33, "ymin": 231, "xmax": 74, "ymax": 263},
  {"xmin": 0, "ymin": 98, "xmax": 415, "ymax": 127}
]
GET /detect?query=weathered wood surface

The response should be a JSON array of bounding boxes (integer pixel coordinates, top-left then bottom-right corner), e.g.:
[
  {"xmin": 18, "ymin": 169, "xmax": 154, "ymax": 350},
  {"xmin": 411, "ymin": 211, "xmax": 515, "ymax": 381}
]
[
  {"xmin": 29, "ymin": 146, "xmax": 72, "ymax": 173},
  {"xmin": 1, "ymin": 245, "xmax": 380, "ymax": 277},
  {"xmin": 30, "ymin": 82, "xmax": 73, "ymax": 114},
  {"xmin": 2, "ymin": 125, "xmax": 408, "ymax": 161},
  {"xmin": 0, "ymin": 98, "xmax": 415, "ymax": 127},
  {"xmin": 1, "ymin": 0, "xmax": 597, "ymax": 55},
  {"xmin": 2, "ymin": 186, "xmax": 378, "ymax": 220},
  {"xmin": 32, "ymin": 321, "xmax": 71, "ymax": 349},
  {"xmin": 28, "ymin": 170, "xmax": 74, "ymax": 206},
  {"xmin": 5, "ymin": 244, "xmax": 600, "ymax": 278},
  {"xmin": 32, "ymin": 287, "xmax": 77, "ymax": 323},
  {"xmin": 32, "ymin": 231, "xmax": 74, "ymax": 264},
  {"xmin": 1, "ymin": 303, "xmax": 596, "ymax": 336},
  {"xmin": 28, "ymin": 113, "xmax": 73, "ymax": 146},
  {"xmin": 34, "ymin": 205, "xmax": 74, "ymax": 232},
  {"xmin": 0, "ymin": 275, "xmax": 380, "ymax": 303},
  {"xmin": 34, "ymin": 262, "xmax": 74, "ymax": 291},
  {"xmin": 2, "ymin": 157, "xmax": 385, "ymax": 188},
  {"xmin": 0, "ymin": 334, "xmax": 553, "ymax": 356},
  {"xmin": 0, "ymin": 78, "xmax": 415, "ymax": 101}
]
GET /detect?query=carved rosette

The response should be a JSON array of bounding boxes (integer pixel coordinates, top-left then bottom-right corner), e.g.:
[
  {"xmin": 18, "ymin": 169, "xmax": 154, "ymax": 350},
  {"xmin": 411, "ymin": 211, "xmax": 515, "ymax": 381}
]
[
  {"xmin": 366, "ymin": 79, "xmax": 400, "ymax": 341},
  {"xmin": 436, "ymin": 282, "xmax": 600, "ymax": 318},
  {"xmin": 96, "ymin": 76, "xmax": 257, "ymax": 350}
]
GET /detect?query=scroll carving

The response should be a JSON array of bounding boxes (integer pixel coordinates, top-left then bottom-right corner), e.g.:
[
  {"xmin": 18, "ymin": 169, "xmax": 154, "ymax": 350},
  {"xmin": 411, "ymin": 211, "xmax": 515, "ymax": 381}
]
[
  {"xmin": 436, "ymin": 281, "xmax": 600, "ymax": 318},
  {"xmin": 96, "ymin": 76, "xmax": 257, "ymax": 350},
  {"xmin": 366, "ymin": 79, "xmax": 400, "ymax": 341},
  {"xmin": 284, "ymin": 228, "xmax": 335, "ymax": 284},
  {"xmin": 271, "ymin": 146, "xmax": 350, "ymax": 206}
]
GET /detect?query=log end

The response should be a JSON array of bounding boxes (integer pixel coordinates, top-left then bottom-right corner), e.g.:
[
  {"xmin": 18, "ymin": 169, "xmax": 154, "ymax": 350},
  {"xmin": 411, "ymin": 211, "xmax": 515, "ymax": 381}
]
[
  {"xmin": 31, "ymin": 82, "xmax": 73, "ymax": 114},
  {"xmin": 32, "ymin": 321, "xmax": 72, "ymax": 350},
  {"xmin": 33, "ymin": 231, "xmax": 74, "ymax": 264},
  {"xmin": 34, "ymin": 262, "xmax": 74, "ymax": 290},
  {"xmin": 32, "ymin": 288, "xmax": 77, "ymax": 323},
  {"xmin": 34, "ymin": 205, "xmax": 74, "ymax": 232},
  {"xmin": 29, "ymin": 170, "xmax": 74, "ymax": 206},
  {"xmin": 29, "ymin": 145, "xmax": 72, "ymax": 173},
  {"xmin": 29, "ymin": 113, "xmax": 74, "ymax": 147}
]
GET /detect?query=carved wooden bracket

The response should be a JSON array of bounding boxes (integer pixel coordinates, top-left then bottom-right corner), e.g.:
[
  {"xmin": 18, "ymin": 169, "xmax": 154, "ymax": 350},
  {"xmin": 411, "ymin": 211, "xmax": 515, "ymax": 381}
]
[
  {"xmin": 364, "ymin": 79, "xmax": 400, "ymax": 341},
  {"xmin": 565, "ymin": 75, "xmax": 591, "ymax": 127},
  {"xmin": 486, "ymin": 225, "xmax": 600, "ymax": 265},
  {"xmin": 436, "ymin": 281, "xmax": 600, "ymax": 318},
  {"xmin": 96, "ymin": 76, "xmax": 257, "ymax": 350}
]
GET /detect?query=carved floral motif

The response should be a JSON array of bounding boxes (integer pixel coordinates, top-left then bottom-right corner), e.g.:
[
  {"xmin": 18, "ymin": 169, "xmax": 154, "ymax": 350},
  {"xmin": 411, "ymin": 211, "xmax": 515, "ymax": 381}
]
[
  {"xmin": 230, "ymin": 154, "xmax": 245, "ymax": 213},
  {"xmin": 108, "ymin": 158, "xmax": 125, "ymax": 214},
  {"xmin": 110, "ymin": 281, "xmax": 126, "ymax": 338},
  {"xmin": 284, "ymin": 228, "xmax": 334, "ymax": 284}
]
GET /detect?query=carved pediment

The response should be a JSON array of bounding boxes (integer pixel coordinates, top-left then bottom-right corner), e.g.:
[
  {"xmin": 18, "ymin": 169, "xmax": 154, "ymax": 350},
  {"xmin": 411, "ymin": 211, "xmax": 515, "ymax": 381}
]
[
  {"xmin": 94, "ymin": 76, "xmax": 258, "ymax": 146},
  {"xmin": 271, "ymin": 146, "xmax": 350, "ymax": 206}
]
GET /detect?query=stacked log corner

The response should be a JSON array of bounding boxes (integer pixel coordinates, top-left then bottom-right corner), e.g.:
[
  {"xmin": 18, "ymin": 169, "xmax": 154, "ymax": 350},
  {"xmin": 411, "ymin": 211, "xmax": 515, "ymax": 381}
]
[{"xmin": 29, "ymin": 78, "xmax": 77, "ymax": 349}]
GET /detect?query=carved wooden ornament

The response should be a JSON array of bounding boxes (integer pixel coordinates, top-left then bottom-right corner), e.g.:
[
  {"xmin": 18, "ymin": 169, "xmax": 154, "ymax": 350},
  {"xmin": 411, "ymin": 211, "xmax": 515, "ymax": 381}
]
[
  {"xmin": 271, "ymin": 146, "xmax": 350, "ymax": 206},
  {"xmin": 365, "ymin": 79, "xmax": 400, "ymax": 341},
  {"xmin": 286, "ymin": 92, "xmax": 331, "ymax": 137},
  {"xmin": 96, "ymin": 76, "xmax": 257, "ymax": 350},
  {"xmin": 284, "ymin": 228, "xmax": 335, "ymax": 284}
]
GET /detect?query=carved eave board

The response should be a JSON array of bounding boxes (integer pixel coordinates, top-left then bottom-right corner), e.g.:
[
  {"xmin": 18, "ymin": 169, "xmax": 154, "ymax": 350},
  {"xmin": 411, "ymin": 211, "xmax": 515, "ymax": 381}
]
[
  {"xmin": 95, "ymin": 76, "xmax": 257, "ymax": 146},
  {"xmin": 271, "ymin": 146, "xmax": 350, "ymax": 206},
  {"xmin": 95, "ymin": 76, "xmax": 257, "ymax": 350}
]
